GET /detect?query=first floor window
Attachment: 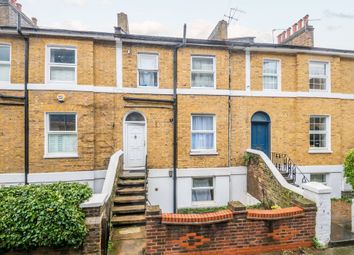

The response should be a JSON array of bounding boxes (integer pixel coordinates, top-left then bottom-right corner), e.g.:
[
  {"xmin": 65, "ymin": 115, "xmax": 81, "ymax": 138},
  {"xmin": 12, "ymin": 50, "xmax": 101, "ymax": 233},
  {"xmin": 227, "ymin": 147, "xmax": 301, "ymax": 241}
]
[
  {"xmin": 309, "ymin": 61, "xmax": 329, "ymax": 91},
  {"xmin": 310, "ymin": 173, "xmax": 327, "ymax": 184},
  {"xmin": 309, "ymin": 116, "xmax": 330, "ymax": 150},
  {"xmin": 192, "ymin": 178, "xmax": 214, "ymax": 202},
  {"xmin": 47, "ymin": 46, "xmax": 76, "ymax": 83},
  {"xmin": 263, "ymin": 59, "xmax": 280, "ymax": 90},
  {"xmin": 138, "ymin": 53, "xmax": 158, "ymax": 87},
  {"xmin": 0, "ymin": 44, "xmax": 10, "ymax": 82},
  {"xmin": 191, "ymin": 56, "xmax": 215, "ymax": 88},
  {"xmin": 46, "ymin": 113, "xmax": 77, "ymax": 156},
  {"xmin": 191, "ymin": 115, "xmax": 215, "ymax": 152}
]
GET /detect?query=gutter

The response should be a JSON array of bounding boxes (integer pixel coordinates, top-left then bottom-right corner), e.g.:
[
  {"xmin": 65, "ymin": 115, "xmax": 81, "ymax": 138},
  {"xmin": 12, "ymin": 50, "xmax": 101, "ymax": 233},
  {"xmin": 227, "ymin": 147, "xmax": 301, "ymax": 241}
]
[
  {"xmin": 16, "ymin": 14, "xmax": 30, "ymax": 185},
  {"xmin": 172, "ymin": 24, "xmax": 187, "ymax": 213}
]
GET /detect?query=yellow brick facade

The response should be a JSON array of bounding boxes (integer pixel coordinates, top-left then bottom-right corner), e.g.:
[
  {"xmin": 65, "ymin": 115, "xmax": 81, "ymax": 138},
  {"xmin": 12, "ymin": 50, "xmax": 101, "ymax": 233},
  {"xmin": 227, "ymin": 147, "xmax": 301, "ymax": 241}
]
[{"xmin": 1, "ymin": 35, "xmax": 354, "ymax": 174}]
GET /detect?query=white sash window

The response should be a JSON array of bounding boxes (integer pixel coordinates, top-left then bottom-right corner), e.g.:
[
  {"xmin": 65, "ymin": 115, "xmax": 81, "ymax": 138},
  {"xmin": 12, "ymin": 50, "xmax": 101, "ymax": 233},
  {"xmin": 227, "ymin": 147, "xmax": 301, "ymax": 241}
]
[
  {"xmin": 192, "ymin": 178, "xmax": 214, "ymax": 202},
  {"xmin": 47, "ymin": 46, "xmax": 77, "ymax": 83},
  {"xmin": 45, "ymin": 113, "xmax": 78, "ymax": 158},
  {"xmin": 263, "ymin": 59, "xmax": 280, "ymax": 90},
  {"xmin": 191, "ymin": 115, "xmax": 216, "ymax": 153},
  {"xmin": 309, "ymin": 61, "xmax": 330, "ymax": 91},
  {"xmin": 191, "ymin": 56, "xmax": 215, "ymax": 88},
  {"xmin": 309, "ymin": 115, "xmax": 331, "ymax": 152},
  {"xmin": 138, "ymin": 53, "xmax": 158, "ymax": 87}
]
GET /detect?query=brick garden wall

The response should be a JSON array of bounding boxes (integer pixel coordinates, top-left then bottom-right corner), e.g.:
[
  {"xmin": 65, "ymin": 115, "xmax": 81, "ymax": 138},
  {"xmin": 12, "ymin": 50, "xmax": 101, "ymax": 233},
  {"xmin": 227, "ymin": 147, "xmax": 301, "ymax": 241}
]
[{"xmin": 145, "ymin": 201, "xmax": 316, "ymax": 255}]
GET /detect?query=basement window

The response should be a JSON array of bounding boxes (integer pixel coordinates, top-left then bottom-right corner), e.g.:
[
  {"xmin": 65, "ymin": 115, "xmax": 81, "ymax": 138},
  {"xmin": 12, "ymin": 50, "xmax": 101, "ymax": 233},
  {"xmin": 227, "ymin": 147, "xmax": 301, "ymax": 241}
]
[
  {"xmin": 310, "ymin": 173, "xmax": 327, "ymax": 185},
  {"xmin": 263, "ymin": 59, "xmax": 280, "ymax": 90},
  {"xmin": 137, "ymin": 53, "xmax": 159, "ymax": 87},
  {"xmin": 47, "ymin": 46, "xmax": 77, "ymax": 83},
  {"xmin": 192, "ymin": 178, "xmax": 214, "ymax": 202},
  {"xmin": 191, "ymin": 56, "xmax": 215, "ymax": 88},
  {"xmin": 191, "ymin": 115, "xmax": 216, "ymax": 154},
  {"xmin": 45, "ymin": 113, "xmax": 78, "ymax": 158},
  {"xmin": 309, "ymin": 61, "xmax": 330, "ymax": 91},
  {"xmin": 309, "ymin": 115, "xmax": 331, "ymax": 152},
  {"xmin": 0, "ymin": 44, "xmax": 10, "ymax": 83}
]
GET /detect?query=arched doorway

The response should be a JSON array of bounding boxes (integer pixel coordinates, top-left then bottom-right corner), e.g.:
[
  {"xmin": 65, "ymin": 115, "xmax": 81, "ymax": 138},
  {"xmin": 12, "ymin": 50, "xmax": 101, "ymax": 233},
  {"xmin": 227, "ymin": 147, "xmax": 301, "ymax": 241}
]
[
  {"xmin": 251, "ymin": 111, "xmax": 271, "ymax": 157},
  {"xmin": 123, "ymin": 111, "xmax": 146, "ymax": 170}
]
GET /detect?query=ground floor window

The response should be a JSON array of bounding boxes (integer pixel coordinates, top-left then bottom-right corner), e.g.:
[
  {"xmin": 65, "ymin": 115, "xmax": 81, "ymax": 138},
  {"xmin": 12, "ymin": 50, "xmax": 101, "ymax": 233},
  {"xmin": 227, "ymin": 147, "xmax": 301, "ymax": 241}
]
[
  {"xmin": 191, "ymin": 115, "xmax": 216, "ymax": 153},
  {"xmin": 310, "ymin": 173, "xmax": 327, "ymax": 184},
  {"xmin": 192, "ymin": 177, "xmax": 214, "ymax": 202},
  {"xmin": 309, "ymin": 115, "xmax": 330, "ymax": 151},
  {"xmin": 46, "ymin": 113, "xmax": 78, "ymax": 157}
]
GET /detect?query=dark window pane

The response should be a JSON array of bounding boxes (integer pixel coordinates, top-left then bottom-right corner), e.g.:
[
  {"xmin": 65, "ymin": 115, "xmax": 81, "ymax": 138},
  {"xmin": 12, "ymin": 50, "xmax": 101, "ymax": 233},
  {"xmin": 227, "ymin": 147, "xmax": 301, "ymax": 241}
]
[
  {"xmin": 126, "ymin": 112, "xmax": 144, "ymax": 122},
  {"xmin": 50, "ymin": 48, "xmax": 75, "ymax": 64},
  {"xmin": 139, "ymin": 71, "xmax": 158, "ymax": 87},
  {"xmin": 49, "ymin": 114, "xmax": 76, "ymax": 131},
  {"xmin": 192, "ymin": 189, "xmax": 214, "ymax": 201}
]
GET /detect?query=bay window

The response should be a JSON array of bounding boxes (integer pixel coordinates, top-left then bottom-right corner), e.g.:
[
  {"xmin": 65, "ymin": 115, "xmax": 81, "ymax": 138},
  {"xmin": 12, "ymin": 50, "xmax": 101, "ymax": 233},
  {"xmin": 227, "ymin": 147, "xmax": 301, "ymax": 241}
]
[
  {"xmin": 191, "ymin": 56, "xmax": 215, "ymax": 88},
  {"xmin": 47, "ymin": 46, "xmax": 77, "ymax": 83},
  {"xmin": 138, "ymin": 53, "xmax": 158, "ymax": 87},
  {"xmin": 46, "ymin": 113, "xmax": 78, "ymax": 157},
  {"xmin": 0, "ymin": 44, "xmax": 10, "ymax": 83}
]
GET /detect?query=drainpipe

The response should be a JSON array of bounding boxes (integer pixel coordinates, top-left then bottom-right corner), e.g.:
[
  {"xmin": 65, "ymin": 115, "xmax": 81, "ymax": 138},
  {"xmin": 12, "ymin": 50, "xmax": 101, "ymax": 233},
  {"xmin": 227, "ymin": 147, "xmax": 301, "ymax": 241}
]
[
  {"xmin": 17, "ymin": 13, "xmax": 30, "ymax": 185},
  {"xmin": 172, "ymin": 24, "xmax": 187, "ymax": 213}
]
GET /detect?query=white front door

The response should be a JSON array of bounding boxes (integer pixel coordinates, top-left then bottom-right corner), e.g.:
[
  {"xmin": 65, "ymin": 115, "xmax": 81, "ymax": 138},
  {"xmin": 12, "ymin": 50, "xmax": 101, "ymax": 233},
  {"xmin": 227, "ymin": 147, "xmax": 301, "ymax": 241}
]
[{"xmin": 125, "ymin": 123, "xmax": 146, "ymax": 169}]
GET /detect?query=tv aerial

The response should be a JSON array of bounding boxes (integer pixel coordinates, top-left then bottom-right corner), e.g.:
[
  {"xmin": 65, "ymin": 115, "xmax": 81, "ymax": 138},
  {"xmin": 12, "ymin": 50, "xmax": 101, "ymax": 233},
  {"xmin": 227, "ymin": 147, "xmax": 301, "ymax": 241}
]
[{"xmin": 224, "ymin": 7, "xmax": 246, "ymax": 25}]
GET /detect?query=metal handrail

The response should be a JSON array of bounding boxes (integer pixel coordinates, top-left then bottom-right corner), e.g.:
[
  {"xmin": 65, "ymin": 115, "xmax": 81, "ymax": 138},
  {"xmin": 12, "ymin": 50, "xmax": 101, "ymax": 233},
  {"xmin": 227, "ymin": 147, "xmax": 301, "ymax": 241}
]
[
  {"xmin": 144, "ymin": 155, "xmax": 151, "ymax": 206},
  {"xmin": 271, "ymin": 152, "xmax": 309, "ymax": 184}
]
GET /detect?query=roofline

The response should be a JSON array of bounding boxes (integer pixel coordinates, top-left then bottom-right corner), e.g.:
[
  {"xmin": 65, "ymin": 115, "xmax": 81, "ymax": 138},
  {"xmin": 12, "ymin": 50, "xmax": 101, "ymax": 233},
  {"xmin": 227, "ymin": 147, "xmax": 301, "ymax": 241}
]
[{"xmin": 1, "ymin": 26, "xmax": 354, "ymax": 57}]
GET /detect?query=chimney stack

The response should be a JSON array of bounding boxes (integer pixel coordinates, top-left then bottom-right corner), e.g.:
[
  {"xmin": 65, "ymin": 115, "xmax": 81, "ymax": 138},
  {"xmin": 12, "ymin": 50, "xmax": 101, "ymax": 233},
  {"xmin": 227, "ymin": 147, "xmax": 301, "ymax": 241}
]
[
  {"xmin": 277, "ymin": 15, "xmax": 314, "ymax": 47},
  {"xmin": 208, "ymin": 20, "xmax": 228, "ymax": 40},
  {"xmin": 117, "ymin": 12, "xmax": 129, "ymax": 34},
  {"xmin": 31, "ymin": 17, "xmax": 37, "ymax": 26}
]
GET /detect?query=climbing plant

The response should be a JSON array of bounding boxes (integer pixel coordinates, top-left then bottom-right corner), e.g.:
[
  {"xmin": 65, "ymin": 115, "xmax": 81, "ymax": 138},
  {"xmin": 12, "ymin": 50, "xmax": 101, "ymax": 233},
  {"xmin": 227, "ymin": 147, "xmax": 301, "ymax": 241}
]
[{"xmin": 344, "ymin": 148, "xmax": 354, "ymax": 189}]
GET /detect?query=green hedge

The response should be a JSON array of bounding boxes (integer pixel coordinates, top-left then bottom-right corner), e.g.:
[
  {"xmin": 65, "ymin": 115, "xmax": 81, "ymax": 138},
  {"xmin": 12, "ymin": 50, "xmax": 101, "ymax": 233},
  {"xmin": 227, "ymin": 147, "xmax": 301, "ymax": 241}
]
[
  {"xmin": 0, "ymin": 182, "xmax": 92, "ymax": 251},
  {"xmin": 344, "ymin": 148, "xmax": 354, "ymax": 189}
]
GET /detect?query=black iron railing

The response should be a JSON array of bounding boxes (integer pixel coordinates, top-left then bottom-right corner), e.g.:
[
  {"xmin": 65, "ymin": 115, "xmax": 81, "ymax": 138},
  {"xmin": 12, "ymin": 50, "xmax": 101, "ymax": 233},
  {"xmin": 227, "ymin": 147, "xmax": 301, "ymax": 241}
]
[{"xmin": 271, "ymin": 152, "xmax": 309, "ymax": 184}]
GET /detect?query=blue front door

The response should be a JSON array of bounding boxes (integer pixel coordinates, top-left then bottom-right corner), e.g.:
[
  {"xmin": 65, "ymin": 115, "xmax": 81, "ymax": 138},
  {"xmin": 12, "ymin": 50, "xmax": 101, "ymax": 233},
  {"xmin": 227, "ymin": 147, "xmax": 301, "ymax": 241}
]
[{"xmin": 251, "ymin": 122, "xmax": 270, "ymax": 157}]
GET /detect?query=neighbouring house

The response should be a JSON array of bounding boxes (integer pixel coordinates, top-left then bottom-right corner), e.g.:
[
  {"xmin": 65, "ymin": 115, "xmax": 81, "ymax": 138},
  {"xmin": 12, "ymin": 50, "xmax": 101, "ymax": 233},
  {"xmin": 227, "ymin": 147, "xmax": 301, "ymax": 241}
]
[{"xmin": 0, "ymin": 0, "xmax": 353, "ymax": 218}]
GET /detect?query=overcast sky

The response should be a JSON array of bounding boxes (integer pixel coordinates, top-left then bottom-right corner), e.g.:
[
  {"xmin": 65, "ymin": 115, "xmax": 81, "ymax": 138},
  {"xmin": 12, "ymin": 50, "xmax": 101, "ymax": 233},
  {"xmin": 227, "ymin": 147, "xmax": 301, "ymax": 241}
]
[{"xmin": 21, "ymin": 0, "xmax": 354, "ymax": 50}]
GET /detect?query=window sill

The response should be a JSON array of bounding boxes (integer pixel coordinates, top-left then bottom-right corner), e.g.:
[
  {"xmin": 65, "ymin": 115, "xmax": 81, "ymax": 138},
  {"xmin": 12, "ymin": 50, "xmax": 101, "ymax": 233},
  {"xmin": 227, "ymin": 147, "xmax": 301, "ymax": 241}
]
[
  {"xmin": 190, "ymin": 151, "xmax": 218, "ymax": 156},
  {"xmin": 308, "ymin": 149, "xmax": 332, "ymax": 154},
  {"xmin": 44, "ymin": 153, "xmax": 79, "ymax": 159},
  {"xmin": 190, "ymin": 86, "xmax": 216, "ymax": 89}
]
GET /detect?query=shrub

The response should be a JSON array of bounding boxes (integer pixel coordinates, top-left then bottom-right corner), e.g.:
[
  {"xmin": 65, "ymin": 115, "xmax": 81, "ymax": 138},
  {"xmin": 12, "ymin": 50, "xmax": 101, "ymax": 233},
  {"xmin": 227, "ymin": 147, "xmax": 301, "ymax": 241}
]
[
  {"xmin": 0, "ymin": 182, "xmax": 92, "ymax": 252},
  {"xmin": 344, "ymin": 148, "xmax": 354, "ymax": 189},
  {"xmin": 177, "ymin": 206, "xmax": 228, "ymax": 214}
]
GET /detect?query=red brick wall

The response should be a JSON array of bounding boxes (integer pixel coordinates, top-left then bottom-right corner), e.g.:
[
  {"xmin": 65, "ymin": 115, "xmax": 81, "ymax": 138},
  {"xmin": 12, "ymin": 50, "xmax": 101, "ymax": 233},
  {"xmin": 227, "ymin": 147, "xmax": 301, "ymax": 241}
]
[{"xmin": 145, "ymin": 202, "xmax": 316, "ymax": 255}]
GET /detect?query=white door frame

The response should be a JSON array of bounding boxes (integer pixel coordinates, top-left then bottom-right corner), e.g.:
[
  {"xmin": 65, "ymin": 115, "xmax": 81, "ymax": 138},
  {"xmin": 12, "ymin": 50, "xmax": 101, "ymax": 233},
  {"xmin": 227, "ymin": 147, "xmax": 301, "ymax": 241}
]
[{"xmin": 123, "ymin": 111, "xmax": 147, "ymax": 170}]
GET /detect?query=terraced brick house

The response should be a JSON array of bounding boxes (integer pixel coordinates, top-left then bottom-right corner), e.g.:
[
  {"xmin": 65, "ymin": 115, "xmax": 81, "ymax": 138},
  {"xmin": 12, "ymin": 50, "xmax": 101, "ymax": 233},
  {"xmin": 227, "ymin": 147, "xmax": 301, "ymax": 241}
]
[{"xmin": 0, "ymin": 0, "xmax": 353, "ymax": 222}]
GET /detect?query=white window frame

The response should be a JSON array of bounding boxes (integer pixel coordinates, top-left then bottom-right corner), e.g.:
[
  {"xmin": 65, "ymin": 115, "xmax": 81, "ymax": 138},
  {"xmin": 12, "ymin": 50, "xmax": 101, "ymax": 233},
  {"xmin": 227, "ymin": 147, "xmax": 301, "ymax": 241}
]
[
  {"xmin": 190, "ymin": 114, "xmax": 217, "ymax": 155},
  {"xmin": 309, "ymin": 61, "xmax": 331, "ymax": 92},
  {"xmin": 0, "ymin": 43, "xmax": 11, "ymax": 84},
  {"xmin": 137, "ymin": 52, "xmax": 159, "ymax": 88},
  {"xmin": 191, "ymin": 177, "xmax": 215, "ymax": 205},
  {"xmin": 310, "ymin": 173, "xmax": 327, "ymax": 185},
  {"xmin": 262, "ymin": 59, "xmax": 281, "ymax": 91},
  {"xmin": 190, "ymin": 55, "xmax": 216, "ymax": 89},
  {"xmin": 44, "ymin": 112, "xmax": 78, "ymax": 158},
  {"xmin": 45, "ymin": 45, "xmax": 77, "ymax": 84},
  {"xmin": 309, "ymin": 115, "xmax": 332, "ymax": 153}
]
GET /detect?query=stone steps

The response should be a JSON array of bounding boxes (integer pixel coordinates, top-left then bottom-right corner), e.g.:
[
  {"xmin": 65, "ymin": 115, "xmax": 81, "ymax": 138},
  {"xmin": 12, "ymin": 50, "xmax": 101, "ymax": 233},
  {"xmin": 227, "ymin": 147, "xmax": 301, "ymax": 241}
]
[
  {"xmin": 118, "ymin": 179, "xmax": 145, "ymax": 186},
  {"xmin": 117, "ymin": 187, "xmax": 145, "ymax": 195},
  {"xmin": 112, "ymin": 205, "xmax": 146, "ymax": 214},
  {"xmin": 111, "ymin": 214, "xmax": 146, "ymax": 225},
  {"xmin": 114, "ymin": 195, "xmax": 145, "ymax": 204}
]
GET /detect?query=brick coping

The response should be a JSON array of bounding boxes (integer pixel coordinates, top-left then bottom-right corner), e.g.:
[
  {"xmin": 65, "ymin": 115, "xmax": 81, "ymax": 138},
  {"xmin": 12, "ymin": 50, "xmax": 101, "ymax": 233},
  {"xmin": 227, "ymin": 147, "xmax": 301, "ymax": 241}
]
[
  {"xmin": 161, "ymin": 210, "xmax": 233, "ymax": 225},
  {"xmin": 247, "ymin": 206, "xmax": 304, "ymax": 220}
]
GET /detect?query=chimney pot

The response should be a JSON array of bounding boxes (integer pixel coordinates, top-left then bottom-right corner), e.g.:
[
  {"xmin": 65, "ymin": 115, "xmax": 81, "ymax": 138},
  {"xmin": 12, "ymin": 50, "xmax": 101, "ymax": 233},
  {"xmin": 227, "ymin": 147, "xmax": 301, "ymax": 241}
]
[
  {"xmin": 277, "ymin": 34, "xmax": 283, "ymax": 44},
  {"xmin": 286, "ymin": 27, "xmax": 291, "ymax": 37},
  {"xmin": 117, "ymin": 12, "xmax": 129, "ymax": 34},
  {"xmin": 31, "ymin": 17, "xmax": 37, "ymax": 26},
  {"xmin": 15, "ymin": 2, "xmax": 22, "ymax": 11},
  {"xmin": 292, "ymin": 23, "xmax": 298, "ymax": 33},
  {"xmin": 10, "ymin": 0, "xmax": 16, "ymax": 5},
  {"xmin": 303, "ymin": 14, "xmax": 309, "ymax": 26},
  {"xmin": 298, "ymin": 19, "xmax": 303, "ymax": 29}
]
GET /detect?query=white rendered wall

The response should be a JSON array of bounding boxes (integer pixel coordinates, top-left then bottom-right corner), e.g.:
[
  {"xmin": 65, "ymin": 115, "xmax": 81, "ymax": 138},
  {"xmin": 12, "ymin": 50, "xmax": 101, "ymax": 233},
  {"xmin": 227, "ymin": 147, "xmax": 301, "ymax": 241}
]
[
  {"xmin": 297, "ymin": 165, "xmax": 344, "ymax": 198},
  {"xmin": 148, "ymin": 167, "xmax": 248, "ymax": 213},
  {"xmin": 0, "ymin": 170, "xmax": 107, "ymax": 193}
]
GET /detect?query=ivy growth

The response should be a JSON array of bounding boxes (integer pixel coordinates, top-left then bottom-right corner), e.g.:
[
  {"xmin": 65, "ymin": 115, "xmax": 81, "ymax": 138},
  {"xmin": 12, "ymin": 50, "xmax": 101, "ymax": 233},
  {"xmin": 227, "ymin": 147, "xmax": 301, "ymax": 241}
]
[
  {"xmin": 0, "ymin": 182, "xmax": 92, "ymax": 252},
  {"xmin": 344, "ymin": 148, "xmax": 354, "ymax": 189}
]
